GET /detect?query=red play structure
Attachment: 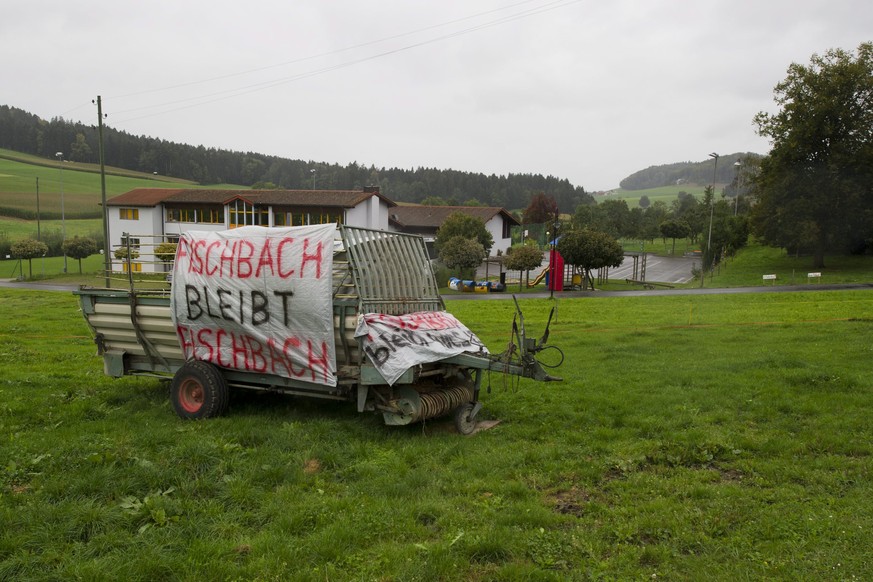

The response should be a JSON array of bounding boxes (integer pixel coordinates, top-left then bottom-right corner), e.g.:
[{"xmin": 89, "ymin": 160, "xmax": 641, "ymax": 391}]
[{"xmin": 545, "ymin": 248, "xmax": 564, "ymax": 291}]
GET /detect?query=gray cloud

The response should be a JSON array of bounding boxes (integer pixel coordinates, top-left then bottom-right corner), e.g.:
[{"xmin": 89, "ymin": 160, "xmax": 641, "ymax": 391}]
[{"xmin": 4, "ymin": 0, "xmax": 870, "ymax": 191}]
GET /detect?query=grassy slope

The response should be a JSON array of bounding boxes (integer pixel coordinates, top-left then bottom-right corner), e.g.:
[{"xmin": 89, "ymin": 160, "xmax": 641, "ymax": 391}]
[
  {"xmin": 600, "ymin": 184, "xmax": 709, "ymax": 209},
  {"xmin": 704, "ymin": 242, "xmax": 873, "ymax": 287},
  {"xmin": 0, "ymin": 148, "xmax": 246, "ymax": 220},
  {"xmin": 1, "ymin": 289, "xmax": 873, "ymax": 579}
]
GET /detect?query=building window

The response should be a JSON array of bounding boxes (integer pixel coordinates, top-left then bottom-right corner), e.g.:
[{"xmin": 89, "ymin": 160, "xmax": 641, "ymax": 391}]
[
  {"xmin": 228, "ymin": 200, "xmax": 268, "ymax": 228},
  {"xmin": 274, "ymin": 207, "xmax": 344, "ymax": 227},
  {"xmin": 166, "ymin": 208, "xmax": 195, "ymax": 222},
  {"xmin": 119, "ymin": 208, "xmax": 139, "ymax": 220},
  {"xmin": 120, "ymin": 235, "xmax": 140, "ymax": 250},
  {"xmin": 198, "ymin": 207, "xmax": 223, "ymax": 224},
  {"xmin": 502, "ymin": 218, "xmax": 512, "ymax": 239},
  {"xmin": 122, "ymin": 262, "xmax": 142, "ymax": 273},
  {"xmin": 166, "ymin": 205, "xmax": 223, "ymax": 224}
]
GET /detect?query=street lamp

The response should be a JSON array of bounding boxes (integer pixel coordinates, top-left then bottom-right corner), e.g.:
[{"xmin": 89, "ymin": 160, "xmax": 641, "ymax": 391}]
[
  {"xmin": 56, "ymin": 152, "xmax": 67, "ymax": 273},
  {"xmin": 310, "ymin": 168, "xmax": 316, "ymax": 190},
  {"xmin": 733, "ymin": 160, "xmax": 742, "ymax": 216},
  {"xmin": 701, "ymin": 152, "xmax": 719, "ymax": 287}
]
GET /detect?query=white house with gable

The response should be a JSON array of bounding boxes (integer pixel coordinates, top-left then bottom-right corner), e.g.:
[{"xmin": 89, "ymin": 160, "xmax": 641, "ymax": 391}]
[{"xmin": 105, "ymin": 187, "xmax": 393, "ymax": 273}]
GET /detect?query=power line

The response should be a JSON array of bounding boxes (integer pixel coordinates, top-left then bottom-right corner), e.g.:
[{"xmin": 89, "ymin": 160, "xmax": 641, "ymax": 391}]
[
  {"xmin": 109, "ymin": 0, "xmax": 549, "ymax": 102},
  {"xmin": 109, "ymin": 0, "xmax": 582, "ymax": 126}
]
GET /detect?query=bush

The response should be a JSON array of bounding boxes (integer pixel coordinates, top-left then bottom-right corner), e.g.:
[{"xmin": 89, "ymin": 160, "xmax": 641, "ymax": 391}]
[{"xmin": 438, "ymin": 236, "xmax": 486, "ymax": 272}]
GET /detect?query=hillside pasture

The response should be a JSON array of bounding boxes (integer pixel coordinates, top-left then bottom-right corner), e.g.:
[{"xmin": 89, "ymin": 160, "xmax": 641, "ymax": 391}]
[
  {"xmin": 600, "ymin": 184, "xmax": 709, "ymax": 208},
  {"xmin": 0, "ymin": 150, "xmax": 246, "ymax": 220}
]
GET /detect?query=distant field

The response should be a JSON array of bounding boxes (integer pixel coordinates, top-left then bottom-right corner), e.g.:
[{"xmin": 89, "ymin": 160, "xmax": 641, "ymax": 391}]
[
  {"xmin": 599, "ymin": 184, "xmax": 710, "ymax": 208},
  {"xmin": 0, "ymin": 149, "xmax": 246, "ymax": 219},
  {"xmin": 0, "ymin": 217, "xmax": 103, "ymax": 246}
]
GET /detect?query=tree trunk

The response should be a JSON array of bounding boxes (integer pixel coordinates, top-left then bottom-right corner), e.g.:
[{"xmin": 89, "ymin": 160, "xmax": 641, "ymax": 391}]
[
  {"xmin": 812, "ymin": 231, "xmax": 827, "ymax": 269},
  {"xmin": 812, "ymin": 246, "xmax": 826, "ymax": 269}
]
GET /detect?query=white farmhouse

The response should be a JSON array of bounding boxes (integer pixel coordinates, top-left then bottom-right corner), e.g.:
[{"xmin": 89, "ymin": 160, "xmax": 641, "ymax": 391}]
[
  {"xmin": 388, "ymin": 205, "xmax": 519, "ymax": 257},
  {"xmin": 105, "ymin": 186, "xmax": 519, "ymax": 273},
  {"xmin": 105, "ymin": 187, "xmax": 393, "ymax": 272}
]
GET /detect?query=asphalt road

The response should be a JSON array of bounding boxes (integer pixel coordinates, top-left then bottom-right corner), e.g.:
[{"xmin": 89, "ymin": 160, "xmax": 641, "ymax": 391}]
[
  {"xmin": 477, "ymin": 252, "xmax": 697, "ymax": 286},
  {"xmin": 607, "ymin": 253, "xmax": 697, "ymax": 285}
]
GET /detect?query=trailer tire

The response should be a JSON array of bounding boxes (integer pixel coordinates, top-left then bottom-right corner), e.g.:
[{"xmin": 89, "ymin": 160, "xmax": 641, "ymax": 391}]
[
  {"xmin": 454, "ymin": 402, "xmax": 477, "ymax": 435},
  {"xmin": 171, "ymin": 361, "xmax": 229, "ymax": 420}
]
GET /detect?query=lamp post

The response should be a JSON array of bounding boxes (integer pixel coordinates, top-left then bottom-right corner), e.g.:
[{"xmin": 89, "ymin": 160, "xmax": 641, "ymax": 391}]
[
  {"xmin": 56, "ymin": 152, "xmax": 67, "ymax": 273},
  {"xmin": 701, "ymin": 152, "xmax": 719, "ymax": 287},
  {"xmin": 310, "ymin": 168, "xmax": 316, "ymax": 189},
  {"xmin": 733, "ymin": 160, "xmax": 742, "ymax": 216}
]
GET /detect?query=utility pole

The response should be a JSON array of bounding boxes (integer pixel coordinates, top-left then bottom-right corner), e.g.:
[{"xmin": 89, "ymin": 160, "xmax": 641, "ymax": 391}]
[
  {"xmin": 56, "ymin": 152, "xmax": 67, "ymax": 273},
  {"xmin": 35, "ymin": 177, "xmax": 40, "ymax": 241},
  {"xmin": 95, "ymin": 96, "xmax": 111, "ymax": 288}
]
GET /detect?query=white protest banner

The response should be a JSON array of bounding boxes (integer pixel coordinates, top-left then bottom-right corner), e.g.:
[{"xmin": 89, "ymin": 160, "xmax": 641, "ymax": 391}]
[
  {"xmin": 354, "ymin": 311, "xmax": 488, "ymax": 385},
  {"xmin": 170, "ymin": 224, "xmax": 337, "ymax": 387}
]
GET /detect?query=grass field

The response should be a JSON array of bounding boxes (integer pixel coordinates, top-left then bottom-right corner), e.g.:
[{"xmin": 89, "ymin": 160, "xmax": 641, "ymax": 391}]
[
  {"xmin": 0, "ymin": 149, "xmax": 246, "ymax": 219},
  {"xmin": 0, "ymin": 218, "xmax": 103, "ymax": 246},
  {"xmin": 706, "ymin": 244, "xmax": 873, "ymax": 287},
  {"xmin": 600, "ymin": 185, "xmax": 710, "ymax": 209},
  {"xmin": 2, "ymin": 289, "xmax": 872, "ymax": 579}
]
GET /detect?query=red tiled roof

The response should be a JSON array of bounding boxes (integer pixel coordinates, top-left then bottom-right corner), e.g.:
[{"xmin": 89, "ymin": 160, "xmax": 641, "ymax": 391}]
[
  {"xmin": 104, "ymin": 188, "xmax": 188, "ymax": 206},
  {"xmin": 106, "ymin": 187, "xmax": 395, "ymax": 208}
]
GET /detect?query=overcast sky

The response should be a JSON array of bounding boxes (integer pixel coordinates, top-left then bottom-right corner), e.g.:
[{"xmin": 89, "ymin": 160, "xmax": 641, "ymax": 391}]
[{"xmin": 3, "ymin": 0, "xmax": 871, "ymax": 191}]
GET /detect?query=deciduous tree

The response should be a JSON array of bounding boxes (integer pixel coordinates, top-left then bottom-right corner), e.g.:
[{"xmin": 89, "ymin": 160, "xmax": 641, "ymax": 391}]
[
  {"xmin": 438, "ymin": 237, "xmax": 485, "ymax": 273},
  {"xmin": 752, "ymin": 42, "xmax": 873, "ymax": 268},
  {"xmin": 503, "ymin": 244, "xmax": 544, "ymax": 290},
  {"xmin": 556, "ymin": 230, "xmax": 624, "ymax": 290},
  {"xmin": 11, "ymin": 238, "xmax": 48, "ymax": 278},
  {"xmin": 523, "ymin": 192, "xmax": 558, "ymax": 225},
  {"xmin": 434, "ymin": 212, "xmax": 494, "ymax": 256},
  {"xmin": 659, "ymin": 219, "xmax": 691, "ymax": 255},
  {"xmin": 62, "ymin": 236, "xmax": 97, "ymax": 274},
  {"xmin": 155, "ymin": 242, "xmax": 178, "ymax": 272}
]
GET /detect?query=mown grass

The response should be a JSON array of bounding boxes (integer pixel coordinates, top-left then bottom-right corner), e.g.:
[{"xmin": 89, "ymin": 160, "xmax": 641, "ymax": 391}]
[
  {"xmin": 600, "ymin": 184, "xmax": 708, "ymax": 208},
  {"xmin": 0, "ymin": 253, "xmax": 107, "ymax": 281},
  {"xmin": 0, "ymin": 218, "xmax": 103, "ymax": 247},
  {"xmin": 706, "ymin": 242, "xmax": 873, "ymax": 287},
  {"xmin": 2, "ymin": 289, "xmax": 873, "ymax": 579}
]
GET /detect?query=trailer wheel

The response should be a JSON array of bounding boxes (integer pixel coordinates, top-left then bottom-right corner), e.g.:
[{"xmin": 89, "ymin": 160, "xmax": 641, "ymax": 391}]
[
  {"xmin": 454, "ymin": 403, "xmax": 477, "ymax": 435},
  {"xmin": 171, "ymin": 361, "xmax": 229, "ymax": 420}
]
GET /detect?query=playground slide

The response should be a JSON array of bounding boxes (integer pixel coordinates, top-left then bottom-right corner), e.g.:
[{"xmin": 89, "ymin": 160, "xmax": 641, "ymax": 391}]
[{"xmin": 528, "ymin": 267, "xmax": 548, "ymax": 287}]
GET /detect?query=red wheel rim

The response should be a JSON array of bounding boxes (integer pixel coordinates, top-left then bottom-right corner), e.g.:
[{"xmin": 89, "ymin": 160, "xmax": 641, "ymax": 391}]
[{"xmin": 179, "ymin": 378, "xmax": 204, "ymax": 413}]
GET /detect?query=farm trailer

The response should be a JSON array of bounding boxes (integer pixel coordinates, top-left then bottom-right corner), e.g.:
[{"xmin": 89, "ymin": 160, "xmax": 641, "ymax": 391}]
[{"xmin": 74, "ymin": 226, "xmax": 562, "ymax": 434}]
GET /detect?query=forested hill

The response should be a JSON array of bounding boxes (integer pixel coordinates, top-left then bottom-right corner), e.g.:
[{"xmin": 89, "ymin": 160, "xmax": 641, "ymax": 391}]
[
  {"xmin": 619, "ymin": 153, "xmax": 761, "ymax": 190},
  {"xmin": 0, "ymin": 105, "xmax": 593, "ymax": 213}
]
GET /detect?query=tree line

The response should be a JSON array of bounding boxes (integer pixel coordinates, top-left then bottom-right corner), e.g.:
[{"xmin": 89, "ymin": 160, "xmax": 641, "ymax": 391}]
[
  {"xmin": 618, "ymin": 153, "xmax": 759, "ymax": 191},
  {"xmin": 0, "ymin": 105, "xmax": 592, "ymax": 213}
]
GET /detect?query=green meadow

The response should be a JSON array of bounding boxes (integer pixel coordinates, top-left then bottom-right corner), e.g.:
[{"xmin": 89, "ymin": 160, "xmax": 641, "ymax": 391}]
[
  {"xmin": 0, "ymin": 148, "xmax": 245, "ymax": 220},
  {"xmin": 2, "ymin": 289, "xmax": 872, "ymax": 579},
  {"xmin": 600, "ymin": 184, "xmax": 709, "ymax": 208}
]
